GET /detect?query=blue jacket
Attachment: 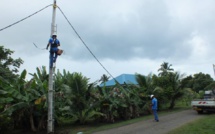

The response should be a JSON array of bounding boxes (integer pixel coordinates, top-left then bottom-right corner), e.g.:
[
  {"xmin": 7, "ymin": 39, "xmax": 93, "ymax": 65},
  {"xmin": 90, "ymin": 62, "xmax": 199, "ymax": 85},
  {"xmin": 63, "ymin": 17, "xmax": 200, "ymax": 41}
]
[
  {"xmin": 49, "ymin": 38, "xmax": 60, "ymax": 48},
  {"xmin": 152, "ymin": 98, "xmax": 158, "ymax": 110}
]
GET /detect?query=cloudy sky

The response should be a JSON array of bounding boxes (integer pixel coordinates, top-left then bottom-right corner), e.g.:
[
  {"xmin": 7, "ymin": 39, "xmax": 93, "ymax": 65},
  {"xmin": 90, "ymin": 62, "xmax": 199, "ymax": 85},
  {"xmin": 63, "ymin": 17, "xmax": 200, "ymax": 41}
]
[{"xmin": 1, "ymin": 0, "xmax": 215, "ymax": 82}]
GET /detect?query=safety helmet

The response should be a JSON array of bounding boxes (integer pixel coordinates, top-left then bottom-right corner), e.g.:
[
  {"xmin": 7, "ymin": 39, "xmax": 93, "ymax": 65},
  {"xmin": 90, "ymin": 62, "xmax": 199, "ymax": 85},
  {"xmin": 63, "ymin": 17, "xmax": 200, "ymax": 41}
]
[
  {"xmin": 52, "ymin": 32, "xmax": 57, "ymax": 37},
  {"xmin": 150, "ymin": 95, "xmax": 154, "ymax": 99}
]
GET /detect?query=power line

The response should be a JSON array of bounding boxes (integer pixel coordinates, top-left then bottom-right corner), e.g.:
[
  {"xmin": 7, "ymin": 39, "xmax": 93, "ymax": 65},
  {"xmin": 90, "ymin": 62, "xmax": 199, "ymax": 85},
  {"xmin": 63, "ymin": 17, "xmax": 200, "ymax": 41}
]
[
  {"xmin": 0, "ymin": 4, "xmax": 52, "ymax": 32},
  {"xmin": 57, "ymin": 6, "xmax": 117, "ymax": 81},
  {"xmin": 0, "ymin": 3, "xmax": 118, "ymax": 84}
]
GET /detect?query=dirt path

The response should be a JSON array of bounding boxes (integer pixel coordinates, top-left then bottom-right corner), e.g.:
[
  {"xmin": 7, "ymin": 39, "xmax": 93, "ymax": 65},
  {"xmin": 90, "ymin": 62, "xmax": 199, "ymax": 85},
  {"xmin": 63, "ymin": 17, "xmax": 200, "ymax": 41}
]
[{"xmin": 93, "ymin": 109, "xmax": 204, "ymax": 134}]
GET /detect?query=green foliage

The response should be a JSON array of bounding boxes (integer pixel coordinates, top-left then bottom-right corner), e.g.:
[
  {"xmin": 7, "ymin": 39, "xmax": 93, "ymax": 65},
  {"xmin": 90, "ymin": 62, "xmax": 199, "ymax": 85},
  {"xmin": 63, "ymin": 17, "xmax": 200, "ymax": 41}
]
[
  {"xmin": 204, "ymin": 81, "xmax": 215, "ymax": 90},
  {"xmin": 158, "ymin": 62, "xmax": 174, "ymax": 76},
  {"xmin": 135, "ymin": 73, "xmax": 155, "ymax": 94},
  {"xmin": 0, "ymin": 46, "xmax": 23, "ymax": 82},
  {"xmin": 0, "ymin": 47, "xmax": 214, "ymax": 133},
  {"xmin": 119, "ymin": 84, "xmax": 144, "ymax": 119},
  {"xmin": 96, "ymin": 86, "xmax": 120, "ymax": 122},
  {"xmin": 99, "ymin": 74, "xmax": 110, "ymax": 84},
  {"xmin": 0, "ymin": 68, "xmax": 48, "ymax": 132},
  {"xmin": 155, "ymin": 65, "xmax": 187, "ymax": 109},
  {"xmin": 135, "ymin": 73, "xmax": 157, "ymax": 113},
  {"xmin": 0, "ymin": 115, "xmax": 13, "ymax": 133},
  {"xmin": 59, "ymin": 71, "xmax": 102, "ymax": 124},
  {"xmin": 193, "ymin": 73, "xmax": 213, "ymax": 92},
  {"xmin": 181, "ymin": 88, "xmax": 197, "ymax": 106},
  {"xmin": 182, "ymin": 73, "xmax": 213, "ymax": 93},
  {"xmin": 195, "ymin": 90, "xmax": 205, "ymax": 99}
]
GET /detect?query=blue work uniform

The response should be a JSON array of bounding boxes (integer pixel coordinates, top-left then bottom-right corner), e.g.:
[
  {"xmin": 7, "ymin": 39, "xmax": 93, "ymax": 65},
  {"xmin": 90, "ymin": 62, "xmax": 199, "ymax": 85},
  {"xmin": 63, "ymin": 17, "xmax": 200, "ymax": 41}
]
[
  {"xmin": 48, "ymin": 38, "xmax": 60, "ymax": 68},
  {"xmin": 152, "ymin": 97, "xmax": 159, "ymax": 121}
]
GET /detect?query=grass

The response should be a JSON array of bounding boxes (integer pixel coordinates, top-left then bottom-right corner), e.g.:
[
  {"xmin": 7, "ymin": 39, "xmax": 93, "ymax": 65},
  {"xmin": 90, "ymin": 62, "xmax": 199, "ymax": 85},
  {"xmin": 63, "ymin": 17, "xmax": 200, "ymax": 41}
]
[
  {"xmin": 56, "ymin": 106, "xmax": 191, "ymax": 134},
  {"xmin": 56, "ymin": 115, "xmax": 154, "ymax": 134},
  {"xmin": 167, "ymin": 114, "xmax": 215, "ymax": 134}
]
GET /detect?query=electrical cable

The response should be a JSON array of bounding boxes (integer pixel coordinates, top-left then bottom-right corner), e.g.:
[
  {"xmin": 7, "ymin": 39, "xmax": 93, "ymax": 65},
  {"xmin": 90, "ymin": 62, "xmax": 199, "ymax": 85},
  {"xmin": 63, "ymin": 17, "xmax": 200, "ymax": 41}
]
[
  {"xmin": 0, "ymin": 3, "xmax": 121, "ymax": 86},
  {"xmin": 57, "ymin": 6, "xmax": 118, "ymax": 82},
  {"xmin": 0, "ymin": 4, "xmax": 52, "ymax": 32}
]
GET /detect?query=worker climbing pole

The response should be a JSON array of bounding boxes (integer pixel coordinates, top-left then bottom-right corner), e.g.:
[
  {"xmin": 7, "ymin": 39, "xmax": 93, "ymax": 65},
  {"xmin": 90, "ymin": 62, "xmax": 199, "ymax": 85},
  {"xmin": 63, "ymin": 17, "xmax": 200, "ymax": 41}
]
[{"xmin": 46, "ymin": 33, "xmax": 61, "ymax": 68}]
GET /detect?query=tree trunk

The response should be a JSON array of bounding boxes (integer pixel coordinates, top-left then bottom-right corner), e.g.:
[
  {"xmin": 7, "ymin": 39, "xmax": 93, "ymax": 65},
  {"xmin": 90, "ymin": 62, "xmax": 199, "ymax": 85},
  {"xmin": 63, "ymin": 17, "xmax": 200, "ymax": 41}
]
[
  {"xmin": 30, "ymin": 113, "xmax": 37, "ymax": 132},
  {"xmin": 169, "ymin": 98, "xmax": 175, "ymax": 109},
  {"xmin": 38, "ymin": 114, "xmax": 46, "ymax": 130}
]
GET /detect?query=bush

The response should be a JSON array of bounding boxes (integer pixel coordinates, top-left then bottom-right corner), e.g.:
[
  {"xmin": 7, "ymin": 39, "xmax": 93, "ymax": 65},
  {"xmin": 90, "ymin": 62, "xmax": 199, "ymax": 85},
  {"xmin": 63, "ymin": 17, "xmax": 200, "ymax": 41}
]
[{"xmin": 0, "ymin": 115, "xmax": 13, "ymax": 134}]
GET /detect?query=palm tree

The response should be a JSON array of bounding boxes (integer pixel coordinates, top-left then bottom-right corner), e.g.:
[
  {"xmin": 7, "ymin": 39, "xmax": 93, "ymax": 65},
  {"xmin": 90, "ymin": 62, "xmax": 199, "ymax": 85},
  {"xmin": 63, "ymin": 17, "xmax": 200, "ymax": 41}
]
[
  {"xmin": 168, "ymin": 72, "xmax": 186, "ymax": 109},
  {"xmin": 99, "ymin": 74, "xmax": 110, "ymax": 84},
  {"xmin": 155, "ymin": 72, "xmax": 186, "ymax": 109},
  {"xmin": 135, "ymin": 73, "xmax": 155, "ymax": 94},
  {"xmin": 158, "ymin": 62, "xmax": 174, "ymax": 76}
]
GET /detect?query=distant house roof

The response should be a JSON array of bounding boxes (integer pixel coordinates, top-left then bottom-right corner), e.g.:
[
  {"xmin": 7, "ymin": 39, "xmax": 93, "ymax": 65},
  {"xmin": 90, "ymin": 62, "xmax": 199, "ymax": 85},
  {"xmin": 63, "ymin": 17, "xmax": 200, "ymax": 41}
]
[{"xmin": 100, "ymin": 74, "xmax": 138, "ymax": 87}]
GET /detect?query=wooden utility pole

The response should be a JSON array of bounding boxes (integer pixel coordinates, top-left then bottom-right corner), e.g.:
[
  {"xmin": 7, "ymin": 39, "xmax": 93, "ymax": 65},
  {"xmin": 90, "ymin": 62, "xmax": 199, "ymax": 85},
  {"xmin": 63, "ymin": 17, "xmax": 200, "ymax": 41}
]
[{"xmin": 48, "ymin": 0, "xmax": 57, "ymax": 133}]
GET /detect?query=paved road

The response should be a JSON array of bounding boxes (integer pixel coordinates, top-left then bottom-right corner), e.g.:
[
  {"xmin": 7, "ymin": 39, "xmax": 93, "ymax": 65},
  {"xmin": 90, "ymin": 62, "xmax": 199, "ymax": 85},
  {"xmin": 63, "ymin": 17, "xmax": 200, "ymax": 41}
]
[{"xmin": 93, "ymin": 110, "xmax": 204, "ymax": 134}]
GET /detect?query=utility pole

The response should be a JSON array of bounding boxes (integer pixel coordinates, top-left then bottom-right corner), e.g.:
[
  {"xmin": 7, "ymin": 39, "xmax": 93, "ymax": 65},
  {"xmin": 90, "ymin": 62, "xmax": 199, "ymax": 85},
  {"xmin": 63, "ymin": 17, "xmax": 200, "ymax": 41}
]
[{"xmin": 48, "ymin": 0, "xmax": 57, "ymax": 133}]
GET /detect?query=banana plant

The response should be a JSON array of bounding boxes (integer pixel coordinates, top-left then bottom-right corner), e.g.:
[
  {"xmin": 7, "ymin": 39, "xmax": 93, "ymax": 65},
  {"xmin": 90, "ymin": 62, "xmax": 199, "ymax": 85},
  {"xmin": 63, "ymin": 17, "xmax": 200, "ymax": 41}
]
[
  {"xmin": 115, "ymin": 83, "xmax": 143, "ymax": 120},
  {"xmin": 59, "ymin": 71, "xmax": 103, "ymax": 124},
  {"xmin": 2, "ymin": 68, "xmax": 48, "ymax": 132},
  {"xmin": 96, "ymin": 85, "xmax": 122, "ymax": 123}
]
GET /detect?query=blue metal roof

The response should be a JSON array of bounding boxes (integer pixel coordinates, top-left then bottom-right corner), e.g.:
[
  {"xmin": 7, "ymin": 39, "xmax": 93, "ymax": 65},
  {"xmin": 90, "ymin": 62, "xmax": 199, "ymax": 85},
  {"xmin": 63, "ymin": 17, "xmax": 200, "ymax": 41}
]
[{"xmin": 100, "ymin": 74, "xmax": 138, "ymax": 87}]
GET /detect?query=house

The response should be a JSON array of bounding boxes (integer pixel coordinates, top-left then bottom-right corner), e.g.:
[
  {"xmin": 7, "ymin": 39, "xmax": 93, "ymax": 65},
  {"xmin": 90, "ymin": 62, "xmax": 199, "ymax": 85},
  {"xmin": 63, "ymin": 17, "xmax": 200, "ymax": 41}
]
[{"xmin": 100, "ymin": 74, "xmax": 138, "ymax": 87}]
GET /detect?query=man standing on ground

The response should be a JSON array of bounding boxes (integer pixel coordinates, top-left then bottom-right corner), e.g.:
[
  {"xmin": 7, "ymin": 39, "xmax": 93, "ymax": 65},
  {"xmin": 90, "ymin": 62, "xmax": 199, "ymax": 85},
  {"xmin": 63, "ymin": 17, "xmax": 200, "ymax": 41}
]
[{"xmin": 151, "ymin": 94, "xmax": 159, "ymax": 122}]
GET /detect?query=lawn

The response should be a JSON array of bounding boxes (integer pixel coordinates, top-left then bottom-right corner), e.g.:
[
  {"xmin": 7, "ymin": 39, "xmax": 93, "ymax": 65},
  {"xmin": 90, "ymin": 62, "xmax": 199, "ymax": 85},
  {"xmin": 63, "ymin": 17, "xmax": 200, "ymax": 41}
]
[{"xmin": 167, "ymin": 113, "xmax": 215, "ymax": 134}]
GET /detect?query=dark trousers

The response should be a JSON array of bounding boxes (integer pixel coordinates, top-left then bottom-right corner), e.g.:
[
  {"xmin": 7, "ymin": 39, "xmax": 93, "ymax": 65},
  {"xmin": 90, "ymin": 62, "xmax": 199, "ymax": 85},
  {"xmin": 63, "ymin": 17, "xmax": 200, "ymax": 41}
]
[
  {"xmin": 50, "ymin": 47, "xmax": 58, "ymax": 68},
  {"xmin": 152, "ymin": 109, "xmax": 159, "ymax": 121}
]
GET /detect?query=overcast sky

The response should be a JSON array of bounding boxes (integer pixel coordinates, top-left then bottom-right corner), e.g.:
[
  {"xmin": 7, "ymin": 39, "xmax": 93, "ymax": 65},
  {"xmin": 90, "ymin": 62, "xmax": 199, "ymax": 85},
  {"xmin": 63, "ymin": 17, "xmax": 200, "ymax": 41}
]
[{"xmin": 1, "ymin": 0, "xmax": 215, "ymax": 82}]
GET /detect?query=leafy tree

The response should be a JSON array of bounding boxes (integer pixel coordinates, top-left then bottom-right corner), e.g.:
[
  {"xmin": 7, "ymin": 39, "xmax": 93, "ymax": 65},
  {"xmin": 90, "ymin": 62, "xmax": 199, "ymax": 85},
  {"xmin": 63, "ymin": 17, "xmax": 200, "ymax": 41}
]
[
  {"xmin": 192, "ymin": 73, "xmax": 213, "ymax": 92},
  {"xmin": 0, "ymin": 46, "xmax": 23, "ymax": 133},
  {"xmin": 180, "ymin": 75, "xmax": 193, "ymax": 89},
  {"xmin": 182, "ymin": 73, "xmax": 213, "ymax": 93},
  {"xmin": 205, "ymin": 81, "xmax": 215, "ymax": 91},
  {"xmin": 0, "ymin": 46, "xmax": 23, "ymax": 82}
]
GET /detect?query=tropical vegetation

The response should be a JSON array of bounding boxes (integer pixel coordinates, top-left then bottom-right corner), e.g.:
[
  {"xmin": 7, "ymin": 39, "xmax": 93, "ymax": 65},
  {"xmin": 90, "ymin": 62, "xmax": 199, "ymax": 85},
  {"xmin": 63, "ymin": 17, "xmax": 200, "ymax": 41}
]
[{"xmin": 0, "ymin": 46, "xmax": 214, "ymax": 133}]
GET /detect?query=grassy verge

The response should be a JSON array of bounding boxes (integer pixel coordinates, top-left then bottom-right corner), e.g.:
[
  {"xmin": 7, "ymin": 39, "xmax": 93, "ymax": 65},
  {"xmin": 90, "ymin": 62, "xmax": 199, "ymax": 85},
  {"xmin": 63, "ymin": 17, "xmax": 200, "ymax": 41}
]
[
  {"xmin": 167, "ymin": 114, "xmax": 215, "ymax": 134},
  {"xmin": 56, "ymin": 106, "xmax": 191, "ymax": 134}
]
